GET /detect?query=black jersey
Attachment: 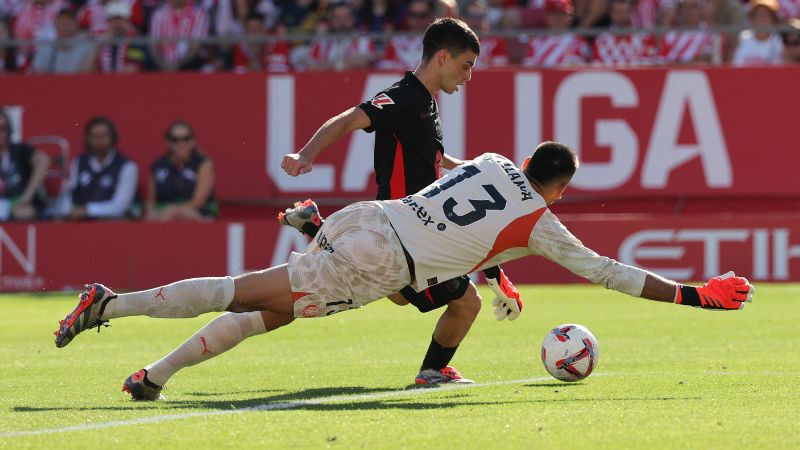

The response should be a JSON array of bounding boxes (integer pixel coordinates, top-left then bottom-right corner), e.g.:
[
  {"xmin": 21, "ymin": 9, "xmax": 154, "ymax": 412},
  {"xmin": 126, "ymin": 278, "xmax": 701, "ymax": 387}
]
[
  {"xmin": 0, "ymin": 144, "xmax": 34, "ymax": 199},
  {"xmin": 151, "ymin": 151, "xmax": 217, "ymax": 216},
  {"xmin": 72, "ymin": 151, "xmax": 130, "ymax": 205},
  {"xmin": 358, "ymin": 71, "xmax": 444, "ymax": 201}
]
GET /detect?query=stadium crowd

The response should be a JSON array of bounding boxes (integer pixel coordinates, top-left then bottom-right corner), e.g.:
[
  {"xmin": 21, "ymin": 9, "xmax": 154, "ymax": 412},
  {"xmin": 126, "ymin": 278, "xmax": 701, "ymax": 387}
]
[
  {"xmin": 0, "ymin": 0, "xmax": 799, "ymax": 73},
  {"xmin": 0, "ymin": 111, "xmax": 216, "ymax": 221}
]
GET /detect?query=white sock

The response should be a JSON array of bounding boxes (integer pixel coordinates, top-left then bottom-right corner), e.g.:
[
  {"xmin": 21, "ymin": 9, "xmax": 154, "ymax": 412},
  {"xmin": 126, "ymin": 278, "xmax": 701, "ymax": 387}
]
[
  {"xmin": 102, "ymin": 277, "xmax": 235, "ymax": 319},
  {"xmin": 144, "ymin": 311, "xmax": 267, "ymax": 386}
]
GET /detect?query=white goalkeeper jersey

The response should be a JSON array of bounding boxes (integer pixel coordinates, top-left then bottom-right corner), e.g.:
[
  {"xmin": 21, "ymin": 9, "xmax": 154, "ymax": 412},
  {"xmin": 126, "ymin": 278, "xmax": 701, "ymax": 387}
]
[{"xmin": 377, "ymin": 153, "xmax": 647, "ymax": 296}]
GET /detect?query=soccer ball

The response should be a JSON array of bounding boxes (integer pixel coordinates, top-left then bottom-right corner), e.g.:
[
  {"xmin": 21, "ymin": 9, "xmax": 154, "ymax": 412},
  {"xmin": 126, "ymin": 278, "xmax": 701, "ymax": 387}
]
[{"xmin": 540, "ymin": 324, "xmax": 599, "ymax": 382}]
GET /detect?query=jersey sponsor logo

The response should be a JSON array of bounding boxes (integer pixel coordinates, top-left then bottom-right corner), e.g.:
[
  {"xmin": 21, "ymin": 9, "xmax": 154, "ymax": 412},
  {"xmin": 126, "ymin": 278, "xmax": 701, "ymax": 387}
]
[
  {"xmin": 316, "ymin": 233, "xmax": 334, "ymax": 253},
  {"xmin": 400, "ymin": 196, "xmax": 446, "ymax": 231},
  {"xmin": 501, "ymin": 161, "xmax": 534, "ymax": 201},
  {"xmin": 370, "ymin": 93, "xmax": 395, "ymax": 109}
]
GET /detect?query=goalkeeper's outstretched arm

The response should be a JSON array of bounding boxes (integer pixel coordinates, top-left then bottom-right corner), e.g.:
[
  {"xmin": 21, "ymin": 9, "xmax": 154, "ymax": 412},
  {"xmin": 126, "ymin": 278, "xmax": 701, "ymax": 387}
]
[{"xmin": 529, "ymin": 210, "xmax": 755, "ymax": 310}]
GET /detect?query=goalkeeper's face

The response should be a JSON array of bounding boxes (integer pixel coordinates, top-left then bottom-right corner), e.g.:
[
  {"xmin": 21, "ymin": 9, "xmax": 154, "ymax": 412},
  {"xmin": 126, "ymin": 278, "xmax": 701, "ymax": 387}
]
[{"xmin": 541, "ymin": 177, "xmax": 572, "ymax": 205}]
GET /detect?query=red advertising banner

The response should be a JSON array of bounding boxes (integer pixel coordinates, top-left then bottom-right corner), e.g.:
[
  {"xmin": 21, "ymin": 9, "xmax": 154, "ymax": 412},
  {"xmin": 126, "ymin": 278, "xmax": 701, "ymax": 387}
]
[
  {"xmin": 1, "ymin": 215, "xmax": 797, "ymax": 293},
  {"xmin": 1, "ymin": 67, "xmax": 798, "ymax": 203}
]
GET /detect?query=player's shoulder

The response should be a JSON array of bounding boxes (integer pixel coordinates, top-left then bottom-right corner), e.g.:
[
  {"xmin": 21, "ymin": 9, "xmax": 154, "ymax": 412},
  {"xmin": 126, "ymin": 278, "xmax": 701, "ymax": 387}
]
[{"xmin": 473, "ymin": 152, "xmax": 516, "ymax": 167}]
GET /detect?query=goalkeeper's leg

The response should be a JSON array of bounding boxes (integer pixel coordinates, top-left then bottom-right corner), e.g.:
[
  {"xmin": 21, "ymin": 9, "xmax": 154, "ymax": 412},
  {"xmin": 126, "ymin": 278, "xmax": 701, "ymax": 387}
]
[{"xmin": 135, "ymin": 311, "xmax": 294, "ymax": 389}]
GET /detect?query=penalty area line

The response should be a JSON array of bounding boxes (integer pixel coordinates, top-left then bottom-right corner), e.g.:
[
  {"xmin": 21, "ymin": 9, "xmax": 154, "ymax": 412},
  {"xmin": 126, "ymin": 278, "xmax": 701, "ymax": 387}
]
[{"xmin": 1, "ymin": 375, "xmax": 558, "ymax": 438}]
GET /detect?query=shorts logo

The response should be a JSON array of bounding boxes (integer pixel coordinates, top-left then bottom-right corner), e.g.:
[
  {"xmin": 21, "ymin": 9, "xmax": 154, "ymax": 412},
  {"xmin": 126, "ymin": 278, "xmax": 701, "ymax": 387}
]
[
  {"xmin": 303, "ymin": 304, "xmax": 320, "ymax": 317},
  {"xmin": 371, "ymin": 93, "xmax": 395, "ymax": 109}
]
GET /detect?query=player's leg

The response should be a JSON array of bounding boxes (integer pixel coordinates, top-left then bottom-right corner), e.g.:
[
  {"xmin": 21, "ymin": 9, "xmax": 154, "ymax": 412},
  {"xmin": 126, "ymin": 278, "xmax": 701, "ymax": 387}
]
[
  {"xmin": 278, "ymin": 199, "xmax": 323, "ymax": 237},
  {"xmin": 123, "ymin": 310, "xmax": 293, "ymax": 400},
  {"xmin": 55, "ymin": 265, "xmax": 295, "ymax": 348},
  {"xmin": 416, "ymin": 281, "xmax": 481, "ymax": 384}
]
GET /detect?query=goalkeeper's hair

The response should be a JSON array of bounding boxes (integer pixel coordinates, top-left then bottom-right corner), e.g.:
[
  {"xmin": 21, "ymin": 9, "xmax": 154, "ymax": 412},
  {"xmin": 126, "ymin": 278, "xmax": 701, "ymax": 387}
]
[{"xmin": 524, "ymin": 141, "xmax": 579, "ymax": 186}]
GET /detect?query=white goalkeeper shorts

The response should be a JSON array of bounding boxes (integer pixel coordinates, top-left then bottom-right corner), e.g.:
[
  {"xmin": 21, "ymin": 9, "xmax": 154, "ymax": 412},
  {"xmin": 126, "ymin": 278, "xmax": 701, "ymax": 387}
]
[{"xmin": 287, "ymin": 201, "xmax": 412, "ymax": 318}]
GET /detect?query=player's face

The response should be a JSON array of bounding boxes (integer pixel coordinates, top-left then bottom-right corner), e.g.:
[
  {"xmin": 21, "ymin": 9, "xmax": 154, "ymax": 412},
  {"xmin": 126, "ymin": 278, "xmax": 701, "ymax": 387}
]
[
  {"xmin": 542, "ymin": 177, "xmax": 572, "ymax": 205},
  {"xmin": 440, "ymin": 50, "xmax": 477, "ymax": 94}
]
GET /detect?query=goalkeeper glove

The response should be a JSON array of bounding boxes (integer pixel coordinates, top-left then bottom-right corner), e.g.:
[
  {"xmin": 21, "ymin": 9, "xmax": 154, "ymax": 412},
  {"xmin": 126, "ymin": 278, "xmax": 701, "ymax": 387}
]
[
  {"xmin": 486, "ymin": 268, "xmax": 523, "ymax": 321},
  {"xmin": 675, "ymin": 271, "xmax": 755, "ymax": 310}
]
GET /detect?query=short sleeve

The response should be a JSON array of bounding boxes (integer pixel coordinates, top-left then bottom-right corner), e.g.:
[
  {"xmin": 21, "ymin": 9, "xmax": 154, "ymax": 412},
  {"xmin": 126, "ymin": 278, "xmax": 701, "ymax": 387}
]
[{"xmin": 358, "ymin": 89, "xmax": 408, "ymax": 134}]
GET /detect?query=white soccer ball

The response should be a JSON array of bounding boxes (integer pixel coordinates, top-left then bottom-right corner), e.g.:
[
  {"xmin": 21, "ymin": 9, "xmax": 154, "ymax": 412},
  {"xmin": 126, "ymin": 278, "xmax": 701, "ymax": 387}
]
[{"xmin": 540, "ymin": 324, "xmax": 599, "ymax": 382}]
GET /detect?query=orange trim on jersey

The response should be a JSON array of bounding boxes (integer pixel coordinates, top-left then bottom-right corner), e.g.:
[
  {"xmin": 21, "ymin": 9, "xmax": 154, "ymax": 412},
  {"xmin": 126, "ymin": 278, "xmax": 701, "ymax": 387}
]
[
  {"xmin": 390, "ymin": 134, "xmax": 406, "ymax": 199},
  {"xmin": 469, "ymin": 207, "xmax": 547, "ymax": 273},
  {"xmin": 292, "ymin": 292, "xmax": 312, "ymax": 302}
]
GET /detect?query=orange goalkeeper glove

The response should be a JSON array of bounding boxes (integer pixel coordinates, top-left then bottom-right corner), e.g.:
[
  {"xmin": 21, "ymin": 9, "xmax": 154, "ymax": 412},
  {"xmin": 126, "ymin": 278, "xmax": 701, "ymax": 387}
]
[
  {"xmin": 486, "ymin": 268, "xmax": 523, "ymax": 321},
  {"xmin": 675, "ymin": 271, "xmax": 755, "ymax": 310}
]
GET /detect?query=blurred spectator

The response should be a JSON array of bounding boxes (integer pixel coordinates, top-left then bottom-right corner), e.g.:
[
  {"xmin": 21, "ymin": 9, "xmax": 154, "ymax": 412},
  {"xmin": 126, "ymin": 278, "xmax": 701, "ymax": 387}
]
[
  {"xmin": 660, "ymin": 0, "xmax": 714, "ymax": 63},
  {"xmin": 13, "ymin": 0, "xmax": 63, "ymax": 40},
  {"xmin": 149, "ymin": 0, "xmax": 209, "ymax": 71},
  {"xmin": 13, "ymin": 0, "xmax": 66, "ymax": 69},
  {"xmin": 78, "ymin": 0, "xmax": 114, "ymax": 36},
  {"xmin": 232, "ymin": 11, "xmax": 290, "ymax": 71},
  {"xmin": 31, "ymin": 8, "xmax": 95, "ymax": 73},
  {"xmin": 574, "ymin": 0, "xmax": 609, "ymax": 28},
  {"xmin": 779, "ymin": 0, "xmax": 800, "ymax": 19},
  {"xmin": 706, "ymin": 0, "xmax": 743, "ymax": 61},
  {"xmin": 215, "ymin": 0, "xmax": 278, "ymax": 37},
  {"xmin": 0, "ymin": 0, "xmax": 23, "ymax": 22},
  {"xmin": 522, "ymin": 0, "xmax": 589, "ymax": 67},
  {"xmin": 360, "ymin": 0, "xmax": 399, "ymax": 31},
  {"xmin": 732, "ymin": 0, "xmax": 784, "ymax": 65},
  {"xmin": 63, "ymin": 116, "xmax": 139, "ymax": 220},
  {"xmin": 145, "ymin": 120, "xmax": 216, "ymax": 221},
  {"xmin": 592, "ymin": 0, "xmax": 658, "ymax": 65},
  {"xmin": 86, "ymin": 1, "xmax": 149, "ymax": 72},
  {"xmin": 460, "ymin": 0, "xmax": 509, "ymax": 68},
  {"xmin": 375, "ymin": 0, "xmax": 432, "ymax": 70},
  {"xmin": 308, "ymin": 1, "xmax": 375, "ymax": 71},
  {"xmin": 781, "ymin": 17, "xmax": 800, "ymax": 62},
  {"xmin": 0, "ymin": 109, "xmax": 50, "ymax": 221},
  {"xmin": 0, "ymin": 19, "xmax": 21, "ymax": 72},
  {"xmin": 129, "ymin": 0, "xmax": 160, "ymax": 34},
  {"xmin": 633, "ymin": 0, "xmax": 676, "ymax": 29},
  {"xmin": 276, "ymin": 0, "xmax": 325, "ymax": 34}
]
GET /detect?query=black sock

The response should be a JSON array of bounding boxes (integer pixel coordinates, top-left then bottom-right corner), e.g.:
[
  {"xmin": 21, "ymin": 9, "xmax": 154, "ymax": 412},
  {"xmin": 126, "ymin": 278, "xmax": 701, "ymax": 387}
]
[
  {"xmin": 301, "ymin": 221, "xmax": 322, "ymax": 238},
  {"xmin": 420, "ymin": 335, "xmax": 458, "ymax": 371}
]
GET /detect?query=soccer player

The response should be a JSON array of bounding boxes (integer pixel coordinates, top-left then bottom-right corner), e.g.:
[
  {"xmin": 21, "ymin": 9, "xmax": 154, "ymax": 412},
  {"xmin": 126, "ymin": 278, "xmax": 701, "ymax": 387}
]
[
  {"xmin": 55, "ymin": 141, "xmax": 755, "ymax": 401},
  {"xmin": 280, "ymin": 16, "xmax": 520, "ymax": 385},
  {"xmin": 113, "ymin": 16, "xmax": 515, "ymax": 398}
]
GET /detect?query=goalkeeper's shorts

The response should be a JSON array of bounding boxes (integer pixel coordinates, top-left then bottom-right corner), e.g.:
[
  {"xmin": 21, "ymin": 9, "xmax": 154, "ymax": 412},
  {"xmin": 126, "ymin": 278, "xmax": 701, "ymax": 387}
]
[{"xmin": 287, "ymin": 201, "xmax": 411, "ymax": 318}]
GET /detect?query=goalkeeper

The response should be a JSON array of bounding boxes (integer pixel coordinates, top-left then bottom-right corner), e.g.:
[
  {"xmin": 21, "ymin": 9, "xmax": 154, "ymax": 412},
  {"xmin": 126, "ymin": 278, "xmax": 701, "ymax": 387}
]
[{"xmin": 54, "ymin": 142, "xmax": 755, "ymax": 401}]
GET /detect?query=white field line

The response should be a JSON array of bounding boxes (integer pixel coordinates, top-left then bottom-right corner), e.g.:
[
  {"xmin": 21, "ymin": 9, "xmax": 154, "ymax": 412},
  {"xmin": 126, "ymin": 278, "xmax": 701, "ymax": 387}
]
[
  {"xmin": 3, "ymin": 370, "xmax": 797, "ymax": 439},
  {"xmin": 1, "ymin": 375, "xmax": 557, "ymax": 438}
]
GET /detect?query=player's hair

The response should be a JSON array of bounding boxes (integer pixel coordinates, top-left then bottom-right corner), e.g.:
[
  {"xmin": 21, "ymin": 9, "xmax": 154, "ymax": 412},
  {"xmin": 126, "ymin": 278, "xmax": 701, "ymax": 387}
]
[
  {"xmin": 0, "ymin": 108, "xmax": 11, "ymax": 146},
  {"xmin": 524, "ymin": 141, "xmax": 578, "ymax": 186},
  {"xmin": 421, "ymin": 17, "xmax": 481, "ymax": 61},
  {"xmin": 84, "ymin": 116, "xmax": 118, "ymax": 148}
]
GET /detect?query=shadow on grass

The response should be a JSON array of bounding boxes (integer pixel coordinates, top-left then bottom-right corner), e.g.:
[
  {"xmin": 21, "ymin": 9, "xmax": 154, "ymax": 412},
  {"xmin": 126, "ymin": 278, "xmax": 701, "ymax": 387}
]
[{"xmin": 12, "ymin": 385, "xmax": 505, "ymax": 413}]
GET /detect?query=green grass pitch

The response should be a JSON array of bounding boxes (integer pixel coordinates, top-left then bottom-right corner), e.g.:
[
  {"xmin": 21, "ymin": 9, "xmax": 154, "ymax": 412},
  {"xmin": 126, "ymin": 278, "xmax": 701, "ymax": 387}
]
[{"xmin": 1, "ymin": 284, "xmax": 798, "ymax": 449}]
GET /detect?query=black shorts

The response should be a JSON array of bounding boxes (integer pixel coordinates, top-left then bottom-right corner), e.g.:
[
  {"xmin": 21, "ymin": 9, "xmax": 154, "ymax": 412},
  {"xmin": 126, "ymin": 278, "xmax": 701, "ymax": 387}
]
[{"xmin": 399, "ymin": 275, "xmax": 471, "ymax": 313}]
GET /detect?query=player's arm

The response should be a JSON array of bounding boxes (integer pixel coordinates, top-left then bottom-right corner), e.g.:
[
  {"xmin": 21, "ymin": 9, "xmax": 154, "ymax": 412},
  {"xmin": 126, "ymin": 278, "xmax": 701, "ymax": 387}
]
[
  {"xmin": 529, "ymin": 210, "xmax": 754, "ymax": 310},
  {"xmin": 281, "ymin": 106, "xmax": 371, "ymax": 176}
]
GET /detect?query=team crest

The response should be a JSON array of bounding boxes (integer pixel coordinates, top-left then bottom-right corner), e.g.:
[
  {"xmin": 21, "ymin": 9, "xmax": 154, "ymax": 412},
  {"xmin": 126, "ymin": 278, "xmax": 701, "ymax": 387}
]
[{"xmin": 371, "ymin": 93, "xmax": 395, "ymax": 109}]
